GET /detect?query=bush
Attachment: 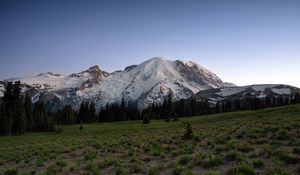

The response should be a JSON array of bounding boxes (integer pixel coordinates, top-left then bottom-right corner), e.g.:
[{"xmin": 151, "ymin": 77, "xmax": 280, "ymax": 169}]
[
  {"xmin": 54, "ymin": 125, "xmax": 63, "ymax": 134},
  {"xmin": 46, "ymin": 164, "xmax": 62, "ymax": 175},
  {"xmin": 183, "ymin": 123, "xmax": 193, "ymax": 140},
  {"xmin": 172, "ymin": 165, "xmax": 184, "ymax": 175},
  {"xmin": 202, "ymin": 155, "xmax": 222, "ymax": 168},
  {"xmin": 148, "ymin": 166, "xmax": 160, "ymax": 175},
  {"xmin": 85, "ymin": 161, "xmax": 100, "ymax": 175},
  {"xmin": 277, "ymin": 128, "xmax": 290, "ymax": 140},
  {"xmin": 4, "ymin": 168, "xmax": 18, "ymax": 175},
  {"xmin": 277, "ymin": 151, "xmax": 300, "ymax": 164},
  {"xmin": 226, "ymin": 162, "xmax": 256, "ymax": 175},
  {"xmin": 173, "ymin": 113, "xmax": 179, "ymax": 121},
  {"xmin": 36, "ymin": 158, "xmax": 44, "ymax": 167},
  {"xmin": 292, "ymin": 147, "xmax": 300, "ymax": 154},
  {"xmin": 116, "ymin": 165, "xmax": 127, "ymax": 175},
  {"xmin": 225, "ymin": 151, "xmax": 244, "ymax": 162},
  {"xmin": 178, "ymin": 155, "xmax": 191, "ymax": 166},
  {"xmin": 237, "ymin": 142, "xmax": 252, "ymax": 153},
  {"xmin": 268, "ymin": 166, "xmax": 289, "ymax": 175},
  {"xmin": 0, "ymin": 159, "xmax": 5, "ymax": 166},
  {"xmin": 252, "ymin": 159, "xmax": 264, "ymax": 168},
  {"xmin": 55, "ymin": 160, "xmax": 67, "ymax": 167},
  {"xmin": 204, "ymin": 170, "xmax": 221, "ymax": 175},
  {"xmin": 143, "ymin": 114, "xmax": 150, "ymax": 124},
  {"xmin": 79, "ymin": 120, "xmax": 83, "ymax": 130}
]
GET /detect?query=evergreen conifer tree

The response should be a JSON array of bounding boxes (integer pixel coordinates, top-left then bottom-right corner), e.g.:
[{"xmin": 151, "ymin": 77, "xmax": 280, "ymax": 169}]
[
  {"xmin": 78, "ymin": 102, "xmax": 86, "ymax": 123},
  {"xmin": 88, "ymin": 101, "xmax": 96, "ymax": 122},
  {"xmin": 13, "ymin": 81, "xmax": 26, "ymax": 134},
  {"xmin": 293, "ymin": 93, "xmax": 300, "ymax": 104},
  {"xmin": 3, "ymin": 82, "xmax": 14, "ymax": 135},
  {"xmin": 24, "ymin": 93, "xmax": 33, "ymax": 131},
  {"xmin": 143, "ymin": 113, "xmax": 150, "ymax": 124},
  {"xmin": 183, "ymin": 122, "xmax": 193, "ymax": 140},
  {"xmin": 0, "ymin": 102, "xmax": 5, "ymax": 135}
]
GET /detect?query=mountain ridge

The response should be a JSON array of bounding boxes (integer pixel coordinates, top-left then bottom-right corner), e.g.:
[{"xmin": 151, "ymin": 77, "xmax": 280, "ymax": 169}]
[
  {"xmin": 192, "ymin": 84, "xmax": 300, "ymax": 104},
  {"xmin": 2, "ymin": 57, "xmax": 298, "ymax": 111},
  {"xmin": 1, "ymin": 57, "xmax": 224, "ymax": 110}
]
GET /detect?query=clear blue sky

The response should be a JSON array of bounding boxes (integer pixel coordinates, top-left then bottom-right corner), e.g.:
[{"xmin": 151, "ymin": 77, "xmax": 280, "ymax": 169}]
[{"xmin": 0, "ymin": 0, "xmax": 299, "ymax": 87}]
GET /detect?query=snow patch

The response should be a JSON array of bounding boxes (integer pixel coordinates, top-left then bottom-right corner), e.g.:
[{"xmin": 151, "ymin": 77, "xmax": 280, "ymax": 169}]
[
  {"xmin": 221, "ymin": 82, "xmax": 236, "ymax": 88},
  {"xmin": 251, "ymin": 84, "xmax": 277, "ymax": 91},
  {"xmin": 217, "ymin": 87, "xmax": 246, "ymax": 97},
  {"xmin": 271, "ymin": 88, "xmax": 291, "ymax": 94},
  {"xmin": 0, "ymin": 84, "xmax": 4, "ymax": 97},
  {"xmin": 257, "ymin": 92, "xmax": 266, "ymax": 98}
]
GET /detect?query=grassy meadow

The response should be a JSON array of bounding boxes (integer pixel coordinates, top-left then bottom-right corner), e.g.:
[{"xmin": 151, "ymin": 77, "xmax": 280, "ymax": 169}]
[{"xmin": 0, "ymin": 104, "xmax": 300, "ymax": 175}]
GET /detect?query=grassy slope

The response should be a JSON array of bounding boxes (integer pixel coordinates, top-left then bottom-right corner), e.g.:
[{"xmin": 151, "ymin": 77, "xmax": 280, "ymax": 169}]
[{"xmin": 0, "ymin": 104, "xmax": 300, "ymax": 175}]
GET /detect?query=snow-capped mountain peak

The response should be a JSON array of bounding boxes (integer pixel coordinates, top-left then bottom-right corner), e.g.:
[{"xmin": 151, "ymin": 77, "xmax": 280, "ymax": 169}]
[
  {"xmin": 76, "ymin": 57, "xmax": 223, "ymax": 108},
  {"xmin": 1, "ymin": 57, "xmax": 224, "ymax": 110}
]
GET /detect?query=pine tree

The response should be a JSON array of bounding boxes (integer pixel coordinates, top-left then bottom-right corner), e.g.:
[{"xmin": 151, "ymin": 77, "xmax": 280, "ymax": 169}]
[
  {"xmin": 78, "ymin": 102, "xmax": 86, "ymax": 123},
  {"xmin": 143, "ymin": 113, "xmax": 150, "ymax": 124},
  {"xmin": 24, "ymin": 93, "xmax": 33, "ymax": 131},
  {"xmin": 163, "ymin": 93, "xmax": 173, "ymax": 122},
  {"xmin": 33, "ymin": 102, "xmax": 54, "ymax": 132},
  {"xmin": 266, "ymin": 95, "xmax": 271, "ymax": 107},
  {"xmin": 0, "ymin": 102, "xmax": 5, "ymax": 135},
  {"xmin": 88, "ymin": 101, "xmax": 96, "ymax": 122},
  {"xmin": 4, "ymin": 82, "xmax": 13, "ymax": 135},
  {"xmin": 183, "ymin": 122, "xmax": 193, "ymax": 140},
  {"xmin": 12, "ymin": 81, "xmax": 26, "ymax": 135},
  {"xmin": 61, "ymin": 105, "xmax": 75, "ymax": 124},
  {"xmin": 79, "ymin": 120, "xmax": 83, "ymax": 130},
  {"xmin": 98, "ymin": 106, "xmax": 103, "ymax": 122},
  {"xmin": 120, "ymin": 98, "xmax": 126, "ymax": 121},
  {"xmin": 84, "ymin": 102, "xmax": 89, "ymax": 122},
  {"xmin": 16, "ymin": 102, "xmax": 26, "ymax": 134},
  {"xmin": 172, "ymin": 113, "xmax": 178, "ymax": 121},
  {"xmin": 293, "ymin": 93, "xmax": 300, "ymax": 104}
]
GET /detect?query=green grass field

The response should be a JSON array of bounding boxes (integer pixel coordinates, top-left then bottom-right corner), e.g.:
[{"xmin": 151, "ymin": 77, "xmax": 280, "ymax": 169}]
[{"xmin": 1, "ymin": 104, "xmax": 300, "ymax": 175}]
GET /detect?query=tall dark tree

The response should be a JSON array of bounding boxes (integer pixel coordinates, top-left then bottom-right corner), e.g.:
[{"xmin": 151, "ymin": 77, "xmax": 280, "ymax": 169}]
[
  {"xmin": 88, "ymin": 101, "xmax": 96, "ymax": 122},
  {"xmin": 62, "ymin": 105, "xmax": 76, "ymax": 124},
  {"xmin": 266, "ymin": 95, "xmax": 272, "ymax": 107},
  {"xmin": 24, "ymin": 93, "xmax": 33, "ymax": 131},
  {"xmin": 78, "ymin": 102, "xmax": 86, "ymax": 123},
  {"xmin": 33, "ymin": 102, "xmax": 54, "ymax": 132},
  {"xmin": 3, "ymin": 82, "xmax": 13, "ymax": 135},
  {"xmin": 0, "ymin": 81, "xmax": 26, "ymax": 135},
  {"xmin": 120, "ymin": 98, "xmax": 126, "ymax": 121},
  {"xmin": 162, "ymin": 93, "xmax": 173, "ymax": 121},
  {"xmin": 293, "ymin": 93, "xmax": 300, "ymax": 104},
  {"xmin": 0, "ymin": 101, "xmax": 5, "ymax": 135},
  {"xmin": 142, "ymin": 113, "xmax": 150, "ymax": 124}
]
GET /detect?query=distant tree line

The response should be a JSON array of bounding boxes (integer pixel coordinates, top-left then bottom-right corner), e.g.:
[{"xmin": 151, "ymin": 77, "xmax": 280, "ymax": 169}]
[
  {"xmin": 1, "ymin": 81, "xmax": 300, "ymax": 136},
  {"xmin": 142, "ymin": 93, "xmax": 300, "ymax": 120},
  {"xmin": 98, "ymin": 98, "xmax": 141, "ymax": 122}
]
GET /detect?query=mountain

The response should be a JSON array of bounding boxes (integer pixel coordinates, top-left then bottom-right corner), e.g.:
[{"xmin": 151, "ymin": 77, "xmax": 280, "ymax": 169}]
[
  {"xmin": 0, "ymin": 57, "xmax": 223, "ymax": 110},
  {"xmin": 193, "ymin": 84, "xmax": 300, "ymax": 103}
]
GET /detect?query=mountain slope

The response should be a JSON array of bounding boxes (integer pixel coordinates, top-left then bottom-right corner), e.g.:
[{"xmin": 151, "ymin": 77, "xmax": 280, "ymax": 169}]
[
  {"xmin": 193, "ymin": 84, "xmax": 300, "ymax": 102},
  {"xmin": 76, "ymin": 57, "xmax": 223, "ymax": 108},
  {"xmin": 7, "ymin": 65, "xmax": 109, "ymax": 91},
  {"xmin": 1, "ymin": 57, "xmax": 223, "ymax": 110}
]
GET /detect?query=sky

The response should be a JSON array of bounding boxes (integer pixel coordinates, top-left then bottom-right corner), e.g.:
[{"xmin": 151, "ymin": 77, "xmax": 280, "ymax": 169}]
[{"xmin": 0, "ymin": 0, "xmax": 299, "ymax": 87}]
